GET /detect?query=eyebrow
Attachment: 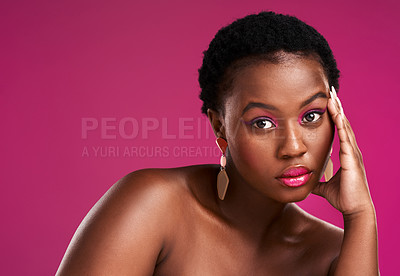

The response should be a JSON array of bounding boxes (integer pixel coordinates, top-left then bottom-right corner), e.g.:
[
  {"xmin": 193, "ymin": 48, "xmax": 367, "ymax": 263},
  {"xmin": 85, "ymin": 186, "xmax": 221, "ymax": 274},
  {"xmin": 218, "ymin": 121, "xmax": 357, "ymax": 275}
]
[{"xmin": 241, "ymin": 92, "xmax": 328, "ymax": 116}]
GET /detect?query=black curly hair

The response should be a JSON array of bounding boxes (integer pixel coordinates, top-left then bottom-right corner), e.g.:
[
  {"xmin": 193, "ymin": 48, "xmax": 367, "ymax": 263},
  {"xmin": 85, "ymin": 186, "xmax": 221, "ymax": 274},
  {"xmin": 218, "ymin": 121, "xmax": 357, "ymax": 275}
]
[{"xmin": 198, "ymin": 11, "xmax": 340, "ymax": 116}]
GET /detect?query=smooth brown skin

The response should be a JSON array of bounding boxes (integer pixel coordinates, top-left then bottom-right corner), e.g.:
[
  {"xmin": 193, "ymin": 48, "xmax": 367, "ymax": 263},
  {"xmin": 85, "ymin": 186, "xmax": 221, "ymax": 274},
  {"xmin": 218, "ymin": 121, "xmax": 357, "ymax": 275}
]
[{"xmin": 56, "ymin": 53, "xmax": 379, "ymax": 275}]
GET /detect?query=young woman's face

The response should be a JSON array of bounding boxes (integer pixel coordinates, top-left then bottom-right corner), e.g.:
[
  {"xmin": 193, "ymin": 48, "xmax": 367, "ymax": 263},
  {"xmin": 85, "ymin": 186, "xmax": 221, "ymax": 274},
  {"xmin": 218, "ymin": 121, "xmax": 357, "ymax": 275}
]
[{"xmin": 223, "ymin": 55, "xmax": 334, "ymax": 203}]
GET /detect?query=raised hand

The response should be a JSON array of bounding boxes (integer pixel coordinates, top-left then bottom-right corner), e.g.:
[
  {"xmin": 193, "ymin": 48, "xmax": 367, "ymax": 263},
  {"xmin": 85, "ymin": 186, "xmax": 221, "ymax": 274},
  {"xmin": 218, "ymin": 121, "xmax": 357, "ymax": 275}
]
[{"xmin": 313, "ymin": 87, "xmax": 374, "ymax": 216}]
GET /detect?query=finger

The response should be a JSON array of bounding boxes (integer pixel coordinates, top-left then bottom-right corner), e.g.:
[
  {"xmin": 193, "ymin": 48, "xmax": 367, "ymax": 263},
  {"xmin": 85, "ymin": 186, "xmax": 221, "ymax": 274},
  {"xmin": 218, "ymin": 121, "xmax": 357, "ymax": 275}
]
[
  {"xmin": 312, "ymin": 181, "xmax": 326, "ymax": 198},
  {"xmin": 331, "ymin": 88, "xmax": 360, "ymax": 152},
  {"xmin": 327, "ymin": 98, "xmax": 354, "ymax": 159},
  {"xmin": 331, "ymin": 87, "xmax": 343, "ymax": 114},
  {"xmin": 312, "ymin": 168, "xmax": 341, "ymax": 197},
  {"xmin": 329, "ymin": 100, "xmax": 354, "ymax": 158},
  {"xmin": 335, "ymin": 95, "xmax": 358, "ymax": 147},
  {"xmin": 327, "ymin": 98, "xmax": 342, "ymax": 126},
  {"xmin": 327, "ymin": 95, "xmax": 340, "ymax": 121},
  {"xmin": 342, "ymin": 113, "xmax": 360, "ymax": 153},
  {"xmin": 329, "ymin": 90, "xmax": 364, "ymax": 171},
  {"xmin": 342, "ymin": 113, "xmax": 363, "ymax": 161},
  {"xmin": 335, "ymin": 97, "xmax": 363, "ymax": 158}
]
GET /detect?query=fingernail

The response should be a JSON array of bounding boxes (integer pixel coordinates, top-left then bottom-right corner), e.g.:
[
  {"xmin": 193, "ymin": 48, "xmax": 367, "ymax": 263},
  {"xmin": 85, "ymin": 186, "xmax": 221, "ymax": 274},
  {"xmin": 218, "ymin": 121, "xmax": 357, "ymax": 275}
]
[
  {"xmin": 337, "ymin": 97, "xmax": 344, "ymax": 114},
  {"xmin": 332, "ymin": 87, "xmax": 339, "ymax": 104},
  {"xmin": 329, "ymin": 90, "xmax": 334, "ymax": 99},
  {"xmin": 331, "ymin": 86, "xmax": 343, "ymax": 113},
  {"xmin": 331, "ymin": 86, "xmax": 337, "ymax": 97}
]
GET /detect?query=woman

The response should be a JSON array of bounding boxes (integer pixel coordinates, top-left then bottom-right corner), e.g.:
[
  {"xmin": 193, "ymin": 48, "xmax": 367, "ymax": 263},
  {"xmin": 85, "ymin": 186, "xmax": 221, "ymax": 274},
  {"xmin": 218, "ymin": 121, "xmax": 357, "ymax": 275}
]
[{"xmin": 56, "ymin": 11, "xmax": 379, "ymax": 275}]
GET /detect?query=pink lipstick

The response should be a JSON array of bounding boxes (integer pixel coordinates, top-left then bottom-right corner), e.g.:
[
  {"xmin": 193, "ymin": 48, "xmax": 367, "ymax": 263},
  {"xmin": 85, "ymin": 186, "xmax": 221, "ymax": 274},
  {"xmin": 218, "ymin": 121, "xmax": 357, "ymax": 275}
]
[{"xmin": 277, "ymin": 166, "xmax": 312, "ymax": 187}]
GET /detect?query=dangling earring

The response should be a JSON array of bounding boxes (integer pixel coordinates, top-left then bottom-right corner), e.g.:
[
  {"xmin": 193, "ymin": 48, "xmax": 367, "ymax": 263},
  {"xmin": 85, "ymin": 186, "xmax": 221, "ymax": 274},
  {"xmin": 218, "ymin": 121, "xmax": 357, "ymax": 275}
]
[
  {"xmin": 324, "ymin": 147, "xmax": 333, "ymax": 181},
  {"xmin": 216, "ymin": 137, "xmax": 229, "ymax": 200}
]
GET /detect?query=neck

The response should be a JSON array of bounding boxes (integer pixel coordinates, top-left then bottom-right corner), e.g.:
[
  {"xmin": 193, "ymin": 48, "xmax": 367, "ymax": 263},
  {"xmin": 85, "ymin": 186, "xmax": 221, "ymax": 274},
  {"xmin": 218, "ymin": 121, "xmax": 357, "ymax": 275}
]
[{"xmin": 216, "ymin": 159, "xmax": 290, "ymax": 241}]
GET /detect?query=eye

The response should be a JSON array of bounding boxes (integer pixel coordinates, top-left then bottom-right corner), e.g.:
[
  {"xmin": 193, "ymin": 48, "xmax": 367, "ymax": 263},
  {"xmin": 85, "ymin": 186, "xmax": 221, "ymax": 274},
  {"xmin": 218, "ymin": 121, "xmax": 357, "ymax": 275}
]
[
  {"xmin": 252, "ymin": 118, "xmax": 276, "ymax": 129},
  {"xmin": 302, "ymin": 111, "xmax": 323, "ymax": 124}
]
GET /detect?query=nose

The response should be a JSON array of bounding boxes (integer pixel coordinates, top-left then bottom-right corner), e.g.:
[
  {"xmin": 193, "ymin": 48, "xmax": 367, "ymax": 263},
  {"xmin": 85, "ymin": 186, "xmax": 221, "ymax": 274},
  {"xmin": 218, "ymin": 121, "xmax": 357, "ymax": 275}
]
[{"xmin": 276, "ymin": 121, "xmax": 307, "ymax": 159}]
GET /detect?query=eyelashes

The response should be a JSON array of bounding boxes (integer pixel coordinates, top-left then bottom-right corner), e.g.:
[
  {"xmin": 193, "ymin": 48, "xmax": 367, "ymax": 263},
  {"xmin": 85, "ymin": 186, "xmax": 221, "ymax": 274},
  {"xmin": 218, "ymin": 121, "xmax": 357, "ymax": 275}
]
[
  {"xmin": 245, "ymin": 117, "xmax": 277, "ymax": 129},
  {"xmin": 245, "ymin": 108, "xmax": 326, "ymax": 130},
  {"xmin": 300, "ymin": 108, "xmax": 326, "ymax": 124}
]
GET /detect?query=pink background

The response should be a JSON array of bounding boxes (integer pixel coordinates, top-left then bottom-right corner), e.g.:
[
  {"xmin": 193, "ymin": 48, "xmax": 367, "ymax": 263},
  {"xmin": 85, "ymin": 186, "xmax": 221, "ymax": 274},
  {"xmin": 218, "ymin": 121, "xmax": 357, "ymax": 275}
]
[{"xmin": 1, "ymin": 0, "xmax": 398, "ymax": 274}]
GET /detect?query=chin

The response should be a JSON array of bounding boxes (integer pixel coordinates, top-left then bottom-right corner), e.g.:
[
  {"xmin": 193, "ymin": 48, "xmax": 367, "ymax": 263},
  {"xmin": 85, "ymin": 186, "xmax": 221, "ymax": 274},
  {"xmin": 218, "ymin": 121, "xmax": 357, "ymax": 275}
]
[{"xmin": 276, "ymin": 188, "xmax": 313, "ymax": 204}]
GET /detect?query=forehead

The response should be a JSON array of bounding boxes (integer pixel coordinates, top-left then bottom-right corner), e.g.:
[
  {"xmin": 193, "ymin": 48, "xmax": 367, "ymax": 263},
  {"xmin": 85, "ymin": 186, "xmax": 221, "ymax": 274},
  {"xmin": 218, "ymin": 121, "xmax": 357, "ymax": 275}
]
[{"xmin": 226, "ymin": 57, "xmax": 329, "ymax": 111}]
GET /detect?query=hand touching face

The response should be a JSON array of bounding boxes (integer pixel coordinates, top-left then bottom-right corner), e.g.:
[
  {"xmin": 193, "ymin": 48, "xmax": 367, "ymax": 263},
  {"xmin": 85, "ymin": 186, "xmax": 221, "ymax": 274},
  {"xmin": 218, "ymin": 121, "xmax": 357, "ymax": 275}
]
[{"xmin": 220, "ymin": 55, "xmax": 334, "ymax": 203}]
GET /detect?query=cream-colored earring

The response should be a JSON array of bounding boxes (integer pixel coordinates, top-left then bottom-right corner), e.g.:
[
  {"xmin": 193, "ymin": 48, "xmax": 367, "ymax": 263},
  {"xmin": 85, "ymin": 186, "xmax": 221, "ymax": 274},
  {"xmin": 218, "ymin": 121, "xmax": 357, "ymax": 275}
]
[
  {"xmin": 216, "ymin": 137, "xmax": 229, "ymax": 200},
  {"xmin": 324, "ymin": 147, "xmax": 333, "ymax": 181}
]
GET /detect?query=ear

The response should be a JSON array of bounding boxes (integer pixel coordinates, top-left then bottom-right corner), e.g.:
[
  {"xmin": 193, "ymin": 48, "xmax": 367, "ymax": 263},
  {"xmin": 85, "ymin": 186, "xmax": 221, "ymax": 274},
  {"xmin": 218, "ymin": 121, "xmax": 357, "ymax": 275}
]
[{"xmin": 207, "ymin": 108, "xmax": 226, "ymax": 138}]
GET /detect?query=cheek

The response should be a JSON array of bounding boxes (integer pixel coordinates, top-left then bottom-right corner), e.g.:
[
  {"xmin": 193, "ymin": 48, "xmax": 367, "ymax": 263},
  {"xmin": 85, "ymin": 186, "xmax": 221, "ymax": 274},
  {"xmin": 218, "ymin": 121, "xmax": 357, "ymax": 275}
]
[
  {"xmin": 228, "ymin": 130, "xmax": 277, "ymax": 177},
  {"xmin": 304, "ymin": 122, "xmax": 334, "ymax": 161}
]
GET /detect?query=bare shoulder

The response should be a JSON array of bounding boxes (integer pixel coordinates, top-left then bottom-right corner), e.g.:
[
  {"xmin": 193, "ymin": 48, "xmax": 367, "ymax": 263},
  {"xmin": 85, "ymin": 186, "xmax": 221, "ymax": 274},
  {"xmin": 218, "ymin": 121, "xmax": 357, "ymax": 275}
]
[
  {"xmin": 113, "ymin": 164, "xmax": 218, "ymax": 208},
  {"xmin": 109, "ymin": 166, "xmax": 190, "ymax": 204},
  {"xmin": 56, "ymin": 165, "xmax": 205, "ymax": 275},
  {"xmin": 289, "ymin": 204, "xmax": 343, "ymax": 270},
  {"xmin": 83, "ymin": 166, "xmax": 192, "ymax": 234}
]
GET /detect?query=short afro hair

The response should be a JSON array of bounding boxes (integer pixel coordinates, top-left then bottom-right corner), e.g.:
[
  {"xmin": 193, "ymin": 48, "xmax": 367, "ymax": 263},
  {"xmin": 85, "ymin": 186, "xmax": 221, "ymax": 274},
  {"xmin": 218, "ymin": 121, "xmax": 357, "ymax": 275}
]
[{"xmin": 198, "ymin": 11, "xmax": 340, "ymax": 115}]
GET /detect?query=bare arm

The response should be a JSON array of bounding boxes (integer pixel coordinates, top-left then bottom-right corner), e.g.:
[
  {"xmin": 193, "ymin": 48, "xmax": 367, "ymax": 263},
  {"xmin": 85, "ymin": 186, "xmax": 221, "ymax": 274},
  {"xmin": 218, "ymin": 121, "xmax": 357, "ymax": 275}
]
[
  {"xmin": 328, "ymin": 208, "xmax": 378, "ymax": 275},
  {"xmin": 56, "ymin": 169, "xmax": 175, "ymax": 275},
  {"xmin": 313, "ymin": 88, "xmax": 379, "ymax": 275}
]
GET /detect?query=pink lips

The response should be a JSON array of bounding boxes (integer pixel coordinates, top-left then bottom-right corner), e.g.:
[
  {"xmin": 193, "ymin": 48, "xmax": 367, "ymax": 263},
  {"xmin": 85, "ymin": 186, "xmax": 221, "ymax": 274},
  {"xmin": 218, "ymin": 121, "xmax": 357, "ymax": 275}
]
[{"xmin": 277, "ymin": 166, "xmax": 312, "ymax": 187}]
